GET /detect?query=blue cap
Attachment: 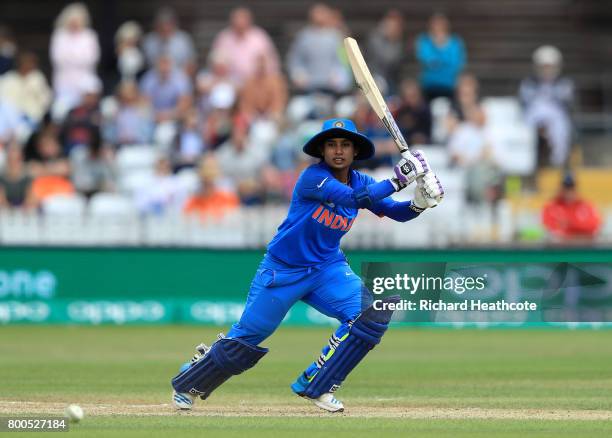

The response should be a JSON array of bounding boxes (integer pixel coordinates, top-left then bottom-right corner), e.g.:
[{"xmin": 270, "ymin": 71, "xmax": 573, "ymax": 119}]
[
  {"xmin": 302, "ymin": 118, "xmax": 375, "ymax": 160},
  {"xmin": 562, "ymin": 173, "xmax": 576, "ymax": 188}
]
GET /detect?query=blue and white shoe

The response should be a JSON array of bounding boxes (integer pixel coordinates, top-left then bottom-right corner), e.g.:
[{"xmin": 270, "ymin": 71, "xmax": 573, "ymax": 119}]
[
  {"xmin": 172, "ymin": 390, "xmax": 195, "ymax": 410},
  {"xmin": 309, "ymin": 393, "xmax": 345, "ymax": 413}
]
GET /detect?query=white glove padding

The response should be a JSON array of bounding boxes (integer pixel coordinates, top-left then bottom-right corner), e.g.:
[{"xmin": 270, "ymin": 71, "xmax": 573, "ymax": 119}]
[
  {"xmin": 412, "ymin": 172, "xmax": 444, "ymax": 210},
  {"xmin": 394, "ymin": 149, "xmax": 431, "ymax": 187}
]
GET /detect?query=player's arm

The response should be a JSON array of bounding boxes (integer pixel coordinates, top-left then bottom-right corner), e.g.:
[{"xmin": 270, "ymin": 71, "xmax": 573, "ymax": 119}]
[
  {"xmin": 297, "ymin": 154, "xmax": 430, "ymax": 209},
  {"xmin": 370, "ymin": 197, "xmax": 421, "ymax": 222},
  {"xmin": 298, "ymin": 170, "xmax": 396, "ymax": 209},
  {"xmin": 370, "ymin": 172, "xmax": 444, "ymax": 222}
]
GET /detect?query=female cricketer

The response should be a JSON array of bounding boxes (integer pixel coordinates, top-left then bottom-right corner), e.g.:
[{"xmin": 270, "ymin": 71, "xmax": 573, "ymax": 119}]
[{"xmin": 171, "ymin": 118, "xmax": 444, "ymax": 412}]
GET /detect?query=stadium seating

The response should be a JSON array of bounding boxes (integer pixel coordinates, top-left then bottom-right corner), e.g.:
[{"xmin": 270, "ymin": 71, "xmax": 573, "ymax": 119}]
[{"xmin": 42, "ymin": 194, "xmax": 87, "ymax": 217}]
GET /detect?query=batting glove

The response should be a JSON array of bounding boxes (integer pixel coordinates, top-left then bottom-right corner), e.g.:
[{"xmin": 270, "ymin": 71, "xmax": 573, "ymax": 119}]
[
  {"xmin": 391, "ymin": 150, "xmax": 431, "ymax": 192},
  {"xmin": 411, "ymin": 172, "xmax": 444, "ymax": 211}
]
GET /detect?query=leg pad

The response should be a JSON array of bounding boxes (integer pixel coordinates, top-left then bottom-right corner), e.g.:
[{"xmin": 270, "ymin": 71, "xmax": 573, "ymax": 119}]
[
  {"xmin": 172, "ymin": 337, "xmax": 268, "ymax": 399},
  {"xmin": 299, "ymin": 295, "xmax": 400, "ymax": 398}
]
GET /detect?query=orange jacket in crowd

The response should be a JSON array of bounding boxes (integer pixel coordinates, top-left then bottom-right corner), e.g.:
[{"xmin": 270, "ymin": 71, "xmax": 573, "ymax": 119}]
[
  {"xmin": 183, "ymin": 190, "xmax": 239, "ymax": 220},
  {"xmin": 542, "ymin": 196, "xmax": 602, "ymax": 238}
]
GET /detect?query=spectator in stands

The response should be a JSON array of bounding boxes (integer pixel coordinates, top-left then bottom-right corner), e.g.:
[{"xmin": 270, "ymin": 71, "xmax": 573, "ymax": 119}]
[
  {"xmin": 175, "ymin": 108, "xmax": 205, "ymax": 169},
  {"xmin": 196, "ymin": 51, "xmax": 237, "ymax": 117},
  {"xmin": 135, "ymin": 156, "xmax": 186, "ymax": 216},
  {"xmin": 366, "ymin": 10, "xmax": 405, "ymax": 96},
  {"xmin": 0, "ymin": 52, "xmax": 51, "ymax": 129},
  {"xmin": 287, "ymin": 3, "xmax": 351, "ymax": 95},
  {"xmin": 0, "ymin": 144, "xmax": 36, "ymax": 210},
  {"xmin": 268, "ymin": 121, "xmax": 311, "ymax": 201},
  {"xmin": 210, "ymin": 7, "xmax": 280, "ymax": 86},
  {"xmin": 448, "ymin": 106, "xmax": 503, "ymax": 205},
  {"xmin": 449, "ymin": 73, "xmax": 480, "ymax": 122},
  {"xmin": 542, "ymin": 174, "xmax": 601, "ymax": 240},
  {"xmin": 444, "ymin": 73, "xmax": 482, "ymax": 142},
  {"xmin": 69, "ymin": 129, "xmax": 114, "ymax": 198},
  {"xmin": 415, "ymin": 13, "xmax": 466, "ymax": 102},
  {"xmin": 0, "ymin": 99, "xmax": 21, "ymax": 146},
  {"xmin": 27, "ymin": 128, "xmax": 74, "ymax": 202},
  {"xmin": 60, "ymin": 77, "xmax": 102, "ymax": 153},
  {"xmin": 395, "ymin": 78, "xmax": 432, "ymax": 145},
  {"xmin": 519, "ymin": 45, "xmax": 574, "ymax": 167},
  {"xmin": 140, "ymin": 54, "xmax": 192, "ymax": 122},
  {"xmin": 329, "ymin": 7, "xmax": 349, "ymax": 36},
  {"xmin": 183, "ymin": 155, "xmax": 239, "ymax": 219},
  {"xmin": 202, "ymin": 83, "xmax": 235, "ymax": 150},
  {"xmin": 105, "ymin": 80, "xmax": 154, "ymax": 147},
  {"xmin": 50, "ymin": 3, "xmax": 101, "ymax": 118},
  {"xmin": 239, "ymin": 54, "xmax": 288, "ymax": 123},
  {"xmin": 0, "ymin": 25, "xmax": 17, "ymax": 75},
  {"xmin": 115, "ymin": 21, "xmax": 145, "ymax": 81},
  {"xmin": 448, "ymin": 105, "xmax": 488, "ymax": 167},
  {"xmin": 215, "ymin": 121, "xmax": 268, "ymax": 204},
  {"xmin": 143, "ymin": 8, "xmax": 196, "ymax": 74}
]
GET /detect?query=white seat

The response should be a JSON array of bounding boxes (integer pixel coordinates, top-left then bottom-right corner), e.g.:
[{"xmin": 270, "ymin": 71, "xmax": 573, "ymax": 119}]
[
  {"xmin": 487, "ymin": 124, "xmax": 536, "ymax": 175},
  {"xmin": 481, "ymin": 97, "xmax": 536, "ymax": 175},
  {"xmin": 435, "ymin": 168, "xmax": 465, "ymax": 198},
  {"xmin": 42, "ymin": 194, "xmax": 87, "ymax": 217},
  {"xmin": 413, "ymin": 145, "xmax": 449, "ymax": 170},
  {"xmin": 430, "ymin": 97, "xmax": 451, "ymax": 144},
  {"xmin": 115, "ymin": 145, "xmax": 157, "ymax": 174},
  {"xmin": 482, "ymin": 97, "xmax": 523, "ymax": 125},
  {"xmin": 286, "ymin": 95, "xmax": 315, "ymax": 124},
  {"xmin": 119, "ymin": 170, "xmax": 156, "ymax": 194},
  {"xmin": 89, "ymin": 193, "xmax": 136, "ymax": 217},
  {"xmin": 176, "ymin": 168, "xmax": 200, "ymax": 194}
]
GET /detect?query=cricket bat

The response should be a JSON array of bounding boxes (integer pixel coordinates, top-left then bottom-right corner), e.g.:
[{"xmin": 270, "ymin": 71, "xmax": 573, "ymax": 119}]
[{"xmin": 344, "ymin": 37, "xmax": 438, "ymax": 206}]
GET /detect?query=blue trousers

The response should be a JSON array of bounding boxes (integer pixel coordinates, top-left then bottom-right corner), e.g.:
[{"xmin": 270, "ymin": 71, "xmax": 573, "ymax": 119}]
[{"xmin": 227, "ymin": 253, "xmax": 372, "ymax": 381}]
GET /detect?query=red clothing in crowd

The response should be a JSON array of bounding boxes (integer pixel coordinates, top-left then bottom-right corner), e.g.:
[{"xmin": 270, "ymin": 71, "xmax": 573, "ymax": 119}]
[{"xmin": 542, "ymin": 196, "xmax": 601, "ymax": 238}]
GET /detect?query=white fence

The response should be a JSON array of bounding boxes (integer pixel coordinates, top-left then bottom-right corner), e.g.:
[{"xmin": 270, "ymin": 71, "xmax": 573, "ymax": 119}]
[{"xmin": 0, "ymin": 200, "xmax": 522, "ymax": 248}]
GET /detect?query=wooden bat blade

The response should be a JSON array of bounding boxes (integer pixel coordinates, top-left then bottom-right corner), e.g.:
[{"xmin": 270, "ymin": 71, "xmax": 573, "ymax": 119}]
[
  {"xmin": 344, "ymin": 37, "xmax": 410, "ymax": 153},
  {"xmin": 343, "ymin": 37, "xmax": 387, "ymax": 118}
]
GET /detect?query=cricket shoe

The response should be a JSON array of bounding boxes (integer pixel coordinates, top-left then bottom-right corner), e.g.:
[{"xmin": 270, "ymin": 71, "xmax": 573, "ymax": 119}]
[
  {"xmin": 172, "ymin": 390, "xmax": 195, "ymax": 410},
  {"xmin": 309, "ymin": 393, "xmax": 344, "ymax": 413},
  {"xmin": 291, "ymin": 374, "xmax": 344, "ymax": 413}
]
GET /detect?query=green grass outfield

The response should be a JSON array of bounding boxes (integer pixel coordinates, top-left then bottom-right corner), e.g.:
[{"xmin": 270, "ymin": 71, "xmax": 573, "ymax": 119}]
[{"xmin": 1, "ymin": 326, "xmax": 611, "ymax": 437}]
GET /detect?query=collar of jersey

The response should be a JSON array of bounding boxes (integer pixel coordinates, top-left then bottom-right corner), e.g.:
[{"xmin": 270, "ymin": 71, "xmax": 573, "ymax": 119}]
[{"xmin": 319, "ymin": 162, "xmax": 355, "ymax": 187}]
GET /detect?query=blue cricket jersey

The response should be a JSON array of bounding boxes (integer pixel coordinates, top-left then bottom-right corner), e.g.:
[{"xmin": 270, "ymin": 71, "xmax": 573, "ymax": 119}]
[{"xmin": 267, "ymin": 162, "xmax": 421, "ymax": 266}]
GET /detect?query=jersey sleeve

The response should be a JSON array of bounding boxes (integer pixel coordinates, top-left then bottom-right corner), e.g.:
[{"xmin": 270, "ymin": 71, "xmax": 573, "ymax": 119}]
[
  {"xmin": 361, "ymin": 173, "xmax": 421, "ymax": 222},
  {"xmin": 296, "ymin": 166, "xmax": 395, "ymax": 209}
]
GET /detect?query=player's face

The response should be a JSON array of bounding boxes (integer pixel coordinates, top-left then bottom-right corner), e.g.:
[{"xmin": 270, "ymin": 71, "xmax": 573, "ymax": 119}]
[{"xmin": 322, "ymin": 138, "xmax": 356, "ymax": 170}]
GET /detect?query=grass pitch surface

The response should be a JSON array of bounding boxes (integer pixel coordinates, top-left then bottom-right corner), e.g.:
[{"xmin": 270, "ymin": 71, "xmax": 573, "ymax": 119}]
[{"xmin": 1, "ymin": 326, "xmax": 611, "ymax": 437}]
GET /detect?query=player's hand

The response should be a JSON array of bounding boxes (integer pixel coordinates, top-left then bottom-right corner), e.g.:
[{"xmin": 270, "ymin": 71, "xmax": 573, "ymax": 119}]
[
  {"xmin": 393, "ymin": 150, "xmax": 430, "ymax": 188},
  {"xmin": 412, "ymin": 172, "xmax": 444, "ymax": 210}
]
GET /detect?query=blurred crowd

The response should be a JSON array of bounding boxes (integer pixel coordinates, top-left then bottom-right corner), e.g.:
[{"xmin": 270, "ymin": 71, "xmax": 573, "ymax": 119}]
[{"xmin": 0, "ymin": 3, "xmax": 581, "ymax": 231}]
